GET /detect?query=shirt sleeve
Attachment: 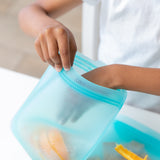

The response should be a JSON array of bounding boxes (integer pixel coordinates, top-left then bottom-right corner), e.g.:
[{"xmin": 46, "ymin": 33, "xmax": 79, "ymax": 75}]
[{"xmin": 82, "ymin": 0, "xmax": 100, "ymax": 5}]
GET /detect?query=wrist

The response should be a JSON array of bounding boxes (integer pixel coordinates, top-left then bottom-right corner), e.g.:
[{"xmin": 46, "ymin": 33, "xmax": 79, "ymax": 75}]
[
  {"xmin": 104, "ymin": 64, "xmax": 124, "ymax": 89},
  {"xmin": 39, "ymin": 19, "xmax": 61, "ymax": 33}
]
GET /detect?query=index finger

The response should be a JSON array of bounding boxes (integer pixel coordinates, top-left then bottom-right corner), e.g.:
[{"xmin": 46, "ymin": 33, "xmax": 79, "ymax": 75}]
[{"xmin": 57, "ymin": 30, "xmax": 71, "ymax": 71}]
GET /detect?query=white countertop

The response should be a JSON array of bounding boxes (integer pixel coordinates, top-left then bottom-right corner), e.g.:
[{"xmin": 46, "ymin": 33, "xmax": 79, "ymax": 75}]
[{"xmin": 1, "ymin": 67, "xmax": 160, "ymax": 159}]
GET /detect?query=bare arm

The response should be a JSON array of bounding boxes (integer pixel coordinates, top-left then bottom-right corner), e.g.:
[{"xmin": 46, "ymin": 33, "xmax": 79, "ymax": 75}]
[
  {"xmin": 19, "ymin": 0, "xmax": 82, "ymax": 71},
  {"xmin": 118, "ymin": 65, "xmax": 160, "ymax": 95},
  {"xmin": 82, "ymin": 65, "xmax": 160, "ymax": 96},
  {"xmin": 19, "ymin": 0, "xmax": 82, "ymax": 36}
]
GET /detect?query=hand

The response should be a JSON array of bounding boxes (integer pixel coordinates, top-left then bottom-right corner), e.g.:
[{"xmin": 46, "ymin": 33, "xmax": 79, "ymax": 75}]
[
  {"xmin": 82, "ymin": 65, "xmax": 122, "ymax": 89},
  {"xmin": 34, "ymin": 22, "xmax": 77, "ymax": 72},
  {"xmin": 58, "ymin": 65, "xmax": 122, "ymax": 124},
  {"xmin": 57, "ymin": 89, "xmax": 96, "ymax": 124}
]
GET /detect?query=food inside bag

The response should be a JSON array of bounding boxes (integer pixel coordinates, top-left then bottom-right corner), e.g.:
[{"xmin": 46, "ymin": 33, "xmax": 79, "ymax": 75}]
[
  {"xmin": 33, "ymin": 128, "xmax": 68, "ymax": 160},
  {"xmin": 86, "ymin": 114, "xmax": 160, "ymax": 160},
  {"xmin": 32, "ymin": 126, "xmax": 150, "ymax": 160},
  {"xmin": 115, "ymin": 144, "xmax": 148, "ymax": 160},
  {"xmin": 104, "ymin": 141, "xmax": 149, "ymax": 160},
  {"xmin": 11, "ymin": 52, "xmax": 127, "ymax": 160},
  {"xmin": 87, "ymin": 141, "xmax": 149, "ymax": 160}
]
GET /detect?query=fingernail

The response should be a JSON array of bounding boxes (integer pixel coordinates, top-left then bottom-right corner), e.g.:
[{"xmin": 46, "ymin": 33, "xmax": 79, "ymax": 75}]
[
  {"xmin": 64, "ymin": 68, "xmax": 70, "ymax": 71},
  {"xmin": 55, "ymin": 67, "xmax": 62, "ymax": 72}
]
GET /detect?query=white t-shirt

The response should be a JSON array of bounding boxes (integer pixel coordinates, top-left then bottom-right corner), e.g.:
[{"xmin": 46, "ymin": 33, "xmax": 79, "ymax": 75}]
[{"xmin": 83, "ymin": 0, "xmax": 160, "ymax": 113}]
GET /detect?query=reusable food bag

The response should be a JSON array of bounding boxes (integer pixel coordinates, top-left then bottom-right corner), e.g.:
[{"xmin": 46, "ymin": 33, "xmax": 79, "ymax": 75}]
[
  {"xmin": 11, "ymin": 52, "xmax": 127, "ymax": 160},
  {"xmin": 88, "ymin": 115, "xmax": 160, "ymax": 160}
]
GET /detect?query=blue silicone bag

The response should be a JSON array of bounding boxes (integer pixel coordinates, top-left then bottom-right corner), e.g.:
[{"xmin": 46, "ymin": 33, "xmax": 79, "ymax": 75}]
[
  {"xmin": 88, "ymin": 115, "xmax": 160, "ymax": 160},
  {"xmin": 11, "ymin": 52, "xmax": 127, "ymax": 160}
]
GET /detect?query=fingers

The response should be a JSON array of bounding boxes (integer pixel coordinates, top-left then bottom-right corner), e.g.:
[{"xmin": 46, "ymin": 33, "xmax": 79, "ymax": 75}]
[
  {"xmin": 35, "ymin": 38, "xmax": 45, "ymax": 62},
  {"xmin": 35, "ymin": 32, "xmax": 55, "ymax": 67},
  {"xmin": 56, "ymin": 29, "xmax": 77, "ymax": 69},
  {"xmin": 58, "ymin": 106, "xmax": 73, "ymax": 124},
  {"xmin": 56, "ymin": 28, "xmax": 71, "ymax": 71},
  {"xmin": 46, "ymin": 29, "xmax": 62, "ymax": 72},
  {"xmin": 40, "ymin": 34, "xmax": 55, "ymax": 66},
  {"xmin": 69, "ymin": 33, "xmax": 77, "ymax": 66},
  {"xmin": 35, "ymin": 25, "xmax": 77, "ymax": 72}
]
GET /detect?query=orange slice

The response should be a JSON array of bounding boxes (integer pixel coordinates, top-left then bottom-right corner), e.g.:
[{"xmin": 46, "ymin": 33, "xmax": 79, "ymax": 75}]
[
  {"xmin": 115, "ymin": 144, "xmax": 148, "ymax": 160},
  {"xmin": 39, "ymin": 129, "xmax": 69, "ymax": 160},
  {"xmin": 47, "ymin": 129, "xmax": 69, "ymax": 160}
]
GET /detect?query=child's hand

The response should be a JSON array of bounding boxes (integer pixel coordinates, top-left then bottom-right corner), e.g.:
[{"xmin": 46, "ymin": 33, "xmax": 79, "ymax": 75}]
[
  {"xmin": 83, "ymin": 64, "xmax": 160, "ymax": 96},
  {"xmin": 82, "ymin": 65, "xmax": 122, "ymax": 89},
  {"xmin": 58, "ymin": 89, "xmax": 96, "ymax": 124},
  {"xmin": 34, "ymin": 22, "xmax": 77, "ymax": 72},
  {"xmin": 58, "ymin": 65, "xmax": 122, "ymax": 124}
]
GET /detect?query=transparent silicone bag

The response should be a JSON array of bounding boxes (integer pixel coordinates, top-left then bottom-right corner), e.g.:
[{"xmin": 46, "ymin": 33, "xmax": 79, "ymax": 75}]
[
  {"xmin": 88, "ymin": 115, "xmax": 160, "ymax": 160},
  {"xmin": 11, "ymin": 52, "xmax": 127, "ymax": 160}
]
